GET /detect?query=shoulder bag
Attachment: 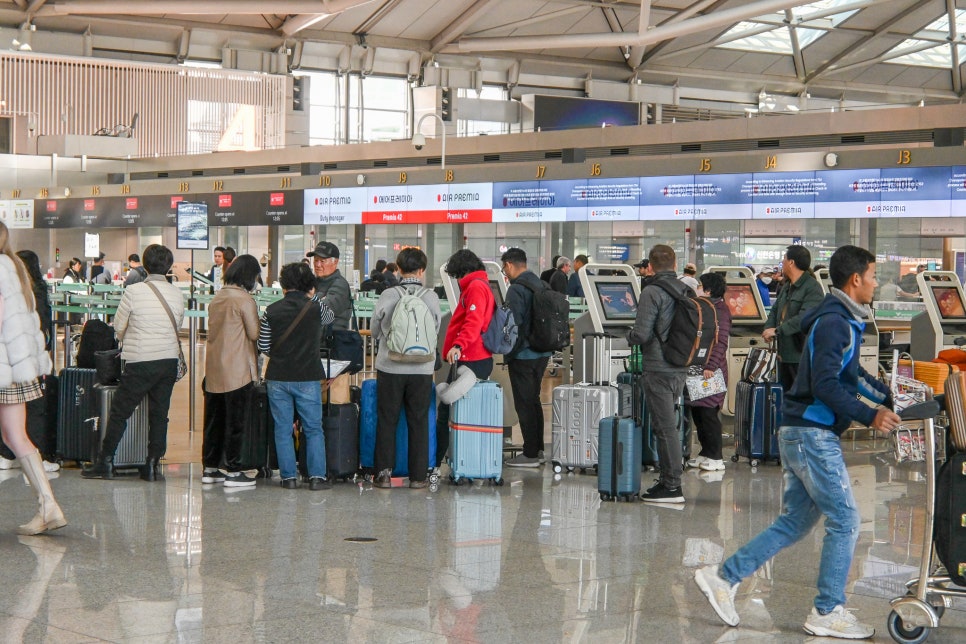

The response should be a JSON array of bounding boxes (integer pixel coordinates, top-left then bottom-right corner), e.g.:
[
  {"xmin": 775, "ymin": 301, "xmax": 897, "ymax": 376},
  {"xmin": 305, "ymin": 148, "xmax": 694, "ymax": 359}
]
[
  {"xmin": 321, "ymin": 298, "xmax": 364, "ymax": 374},
  {"xmin": 146, "ymin": 281, "xmax": 188, "ymax": 381}
]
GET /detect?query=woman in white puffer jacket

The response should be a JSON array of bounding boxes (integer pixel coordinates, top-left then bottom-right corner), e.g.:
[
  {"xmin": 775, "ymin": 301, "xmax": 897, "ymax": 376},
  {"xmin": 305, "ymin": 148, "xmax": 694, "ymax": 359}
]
[{"xmin": 0, "ymin": 221, "xmax": 66, "ymax": 535}]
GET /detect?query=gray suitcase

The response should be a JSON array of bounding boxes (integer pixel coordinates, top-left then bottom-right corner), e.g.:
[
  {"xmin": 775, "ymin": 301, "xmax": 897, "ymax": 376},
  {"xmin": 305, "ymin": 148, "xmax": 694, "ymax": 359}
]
[
  {"xmin": 550, "ymin": 333, "xmax": 618, "ymax": 474},
  {"xmin": 94, "ymin": 384, "xmax": 149, "ymax": 469}
]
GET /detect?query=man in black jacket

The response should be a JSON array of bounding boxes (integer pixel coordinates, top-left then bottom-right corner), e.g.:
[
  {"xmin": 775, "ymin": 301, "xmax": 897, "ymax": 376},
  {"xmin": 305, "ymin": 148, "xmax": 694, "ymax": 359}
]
[{"xmin": 500, "ymin": 248, "xmax": 552, "ymax": 468}]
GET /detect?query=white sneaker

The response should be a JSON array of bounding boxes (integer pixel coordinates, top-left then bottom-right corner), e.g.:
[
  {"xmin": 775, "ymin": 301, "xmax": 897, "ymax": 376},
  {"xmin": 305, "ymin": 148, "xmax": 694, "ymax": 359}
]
[
  {"xmin": 687, "ymin": 455, "xmax": 708, "ymax": 469},
  {"xmin": 0, "ymin": 456, "xmax": 20, "ymax": 470},
  {"xmin": 694, "ymin": 565, "xmax": 740, "ymax": 627},
  {"xmin": 43, "ymin": 460, "xmax": 61, "ymax": 473},
  {"xmin": 700, "ymin": 459, "xmax": 725, "ymax": 472},
  {"xmin": 803, "ymin": 606, "xmax": 873, "ymax": 639}
]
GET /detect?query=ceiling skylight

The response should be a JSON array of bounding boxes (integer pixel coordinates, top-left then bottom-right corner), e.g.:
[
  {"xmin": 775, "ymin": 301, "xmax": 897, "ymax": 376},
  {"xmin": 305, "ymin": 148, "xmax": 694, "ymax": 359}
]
[
  {"xmin": 717, "ymin": 1, "xmax": 859, "ymax": 54},
  {"xmin": 888, "ymin": 10, "xmax": 966, "ymax": 68}
]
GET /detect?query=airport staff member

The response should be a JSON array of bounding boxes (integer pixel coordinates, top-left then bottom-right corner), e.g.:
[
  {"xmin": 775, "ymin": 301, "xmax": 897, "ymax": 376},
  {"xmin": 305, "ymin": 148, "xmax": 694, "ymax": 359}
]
[{"xmin": 763, "ymin": 245, "xmax": 824, "ymax": 391}]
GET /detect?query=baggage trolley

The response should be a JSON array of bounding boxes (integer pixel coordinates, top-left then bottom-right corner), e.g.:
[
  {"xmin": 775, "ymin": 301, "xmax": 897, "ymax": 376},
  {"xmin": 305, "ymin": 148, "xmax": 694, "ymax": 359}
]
[{"xmin": 887, "ymin": 398, "xmax": 961, "ymax": 644}]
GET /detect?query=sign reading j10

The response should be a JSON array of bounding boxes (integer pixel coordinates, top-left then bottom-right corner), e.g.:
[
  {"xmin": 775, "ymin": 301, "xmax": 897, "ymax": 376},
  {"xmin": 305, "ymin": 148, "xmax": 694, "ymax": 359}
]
[{"xmin": 304, "ymin": 167, "xmax": 966, "ymax": 224}]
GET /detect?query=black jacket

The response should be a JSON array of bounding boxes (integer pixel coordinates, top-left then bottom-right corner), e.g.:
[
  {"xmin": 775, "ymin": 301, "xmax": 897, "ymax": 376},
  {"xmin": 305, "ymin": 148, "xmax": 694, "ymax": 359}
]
[{"xmin": 505, "ymin": 270, "xmax": 552, "ymax": 360}]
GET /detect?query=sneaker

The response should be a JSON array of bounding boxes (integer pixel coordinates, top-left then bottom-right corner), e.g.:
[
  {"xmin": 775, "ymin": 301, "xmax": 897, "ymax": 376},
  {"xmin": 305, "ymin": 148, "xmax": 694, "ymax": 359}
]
[
  {"xmin": 223, "ymin": 471, "xmax": 257, "ymax": 488},
  {"xmin": 0, "ymin": 456, "xmax": 20, "ymax": 470},
  {"xmin": 280, "ymin": 478, "xmax": 298, "ymax": 490},
  {"xmin": 802, "ymin": 606, "xmax": 874, "ymax": 639},
  {"xmin": 694, "ymin": 565, "xmax": 740, "ymax": 627},
  {"xmin": 373, "ymin": 469, "xmax": 392, "ymax": 489},
  {"xmin": 700, "ymin": 459, "xmax": 725, "ymax": 472},
  {"xmin": 309, "ymin": 476, "xmax": 332, "ymax": 491},
  {"xmin": 537, "ymin": 450, "xmax": 547, "ymax": 464},
  {"xmin": 645, "ymin": 479, "xmax": 662, "ymax": 495},
  {"xmin": 409, "ymin": 479, "xmax": 429, "ymax": 489},
  {"xmin": 505, "ymin": 454, "xmax": 541, "ymax": 468},
  {"xmin": 42, "ymin": 460, "xmax": 60, "ymax": 473},
  {"xmin": 201, "ymin": 469, "xmax": 226, "ymax": 484},
  {"xmin": 640, "ymin": 482, "xmax": 685, "ymax": 503},
  {"xmin": 687, "ymin": 455, "xmax": 708, "ymax": 469}
]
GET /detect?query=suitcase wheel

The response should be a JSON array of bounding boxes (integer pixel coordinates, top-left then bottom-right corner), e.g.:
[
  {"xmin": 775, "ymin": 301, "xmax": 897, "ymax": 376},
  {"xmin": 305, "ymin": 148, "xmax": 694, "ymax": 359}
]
[
  {"xmin": 600, "ymin": 492, "xmax": 611, "ymax": 502},
  {"xmin": 552, "ymin": 462, "xmax": 562, "ymax": 474},
  {"xmin": 731, "ymin": 454, "xmax": 739, "ymax": 463},
  {"xmin": 450, "ymin": 476, "xmax": 464, "ymax": 486},
  {"xmin": 493, "ymin": 477, "xmax": 504, "ymax": 486},
  {"xmin": 429, "ymin": 472, "xmax": 440, "ymax": 484},
  {"xmin": 750, "ymin": 459, "xmax": 760, "ymax": 468}
]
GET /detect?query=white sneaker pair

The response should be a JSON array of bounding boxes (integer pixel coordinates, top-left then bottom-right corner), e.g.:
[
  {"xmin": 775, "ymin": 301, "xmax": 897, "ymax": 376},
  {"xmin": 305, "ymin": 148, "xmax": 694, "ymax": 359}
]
[
  {"xmin": 688, "ymin": 455, "xmax": 725, "ymax": 471},
  {"xmin": 0, "ymin": 456, "xmax": 20, "ymax": 470}
]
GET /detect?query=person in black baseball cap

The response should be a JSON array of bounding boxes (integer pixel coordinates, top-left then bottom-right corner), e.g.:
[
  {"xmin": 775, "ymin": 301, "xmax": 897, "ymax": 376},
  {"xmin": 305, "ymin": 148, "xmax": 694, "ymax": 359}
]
[
  {"xmin": 633, "ymin": 258, "xmax": 653, "ymax": 289},
  {"xmin": 306, "ymin": 241, "xmax": 350, "ymax": 329}
]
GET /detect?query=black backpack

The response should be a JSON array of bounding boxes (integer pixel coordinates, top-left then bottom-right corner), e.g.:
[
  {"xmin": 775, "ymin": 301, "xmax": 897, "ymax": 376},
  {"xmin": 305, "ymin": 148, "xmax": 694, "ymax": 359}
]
[
  {"xmin": 76, "ymin": 319, "xmax": 118, "ymax": 369},
  {"xmin": 650, "ymin": 279, "xmax": 718, "ymax": 368},
  {"xmin": 521, "ymin": 281, "xmax": 570, "ymax": 352}
]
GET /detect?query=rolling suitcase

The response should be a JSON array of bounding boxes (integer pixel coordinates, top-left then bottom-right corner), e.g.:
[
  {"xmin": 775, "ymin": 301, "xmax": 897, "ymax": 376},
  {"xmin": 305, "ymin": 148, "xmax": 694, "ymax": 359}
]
[
  {"xmin": 598, "ymin": 416, "xmax": 642, "ymax": 502},
  {"xmin": 236, "ymin": 383, "xmax": 276, "ymax": 477},
  {"xmin": 323, "ymin": 403, "xmax": 359, "ymax": 481},
  {"xmin": 449, "ymin": 380, "xmax": 503, "ymax": 484},
  {"xmin": 56, "ymin": 367, "xmax": 98, "ymax": 463},
  {"xmin": 642, "ymin": 395, "xmax": 692, "ymax": 468},
  {"xmin": 359, "ymin": 379, "xmax": 437, "ymax": 477},
  {"xmin": 615, "ymin": 372, "xmax": 635, "ymax": 417},
  {"xmin": 94, "ymin": 383, "xmax": 149, "ymax": 469},
  {"xmin": 550, "ymin": 333, "xmax": 617, "ymax": 474},
  {"xmin": 935, "ymin": 452, "xmax": 966, "ymax": 586},
  {"xmin": 733, "ymin": 380, "xmax": 782, "ymax": 466},
  {"xmin": 942, "ymin": 371, "xmax": 966, "ymax": 451}
]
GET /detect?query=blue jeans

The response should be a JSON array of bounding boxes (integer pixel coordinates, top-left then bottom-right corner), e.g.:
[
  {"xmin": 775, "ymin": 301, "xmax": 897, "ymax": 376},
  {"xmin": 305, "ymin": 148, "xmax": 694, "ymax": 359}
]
[
  {"xmin": 266, "ymin": 380, "xmax": 326, "ymax": 480},
  {"xmin": 720, "ymin": 426, "xmax": 861, "ymax": 614}
]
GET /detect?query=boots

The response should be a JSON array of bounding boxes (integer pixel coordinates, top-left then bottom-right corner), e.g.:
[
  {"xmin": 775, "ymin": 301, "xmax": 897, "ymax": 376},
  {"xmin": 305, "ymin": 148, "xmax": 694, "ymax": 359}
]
[
  {"xmin": 140, "ymin": 457, "xmax": 163, "ymax": 482},
  {"xmin": 18, "ymin": 450, "xmax": 67, "ymax": 535},
  {"xmin": 81, "ymin": 453, "xmax": 115, "ymax": 479}
]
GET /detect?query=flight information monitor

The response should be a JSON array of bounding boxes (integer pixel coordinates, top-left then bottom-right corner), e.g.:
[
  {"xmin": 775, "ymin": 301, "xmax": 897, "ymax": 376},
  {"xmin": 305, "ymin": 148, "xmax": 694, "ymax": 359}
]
[
  {"xmin": 724, "ymin": 283, "xmax": 765, "ymax": 321},
  {"xmin": 594, "ymin": 281, "xmax": 639, "ymax": 322}
]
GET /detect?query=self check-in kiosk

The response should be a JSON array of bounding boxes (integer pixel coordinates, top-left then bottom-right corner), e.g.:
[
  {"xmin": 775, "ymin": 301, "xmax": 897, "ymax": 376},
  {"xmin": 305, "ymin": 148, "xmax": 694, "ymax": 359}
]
[
  {"xmin": 910, "ymin": 271, "xmax": 966, "ymax": 361},
  {"xmin": 816, "ymin": 267, "xmax": 880, "ymax": 376},
  {"xmin": 706, "ymin": 267, "xmax": 769, "ymax": 416},
  {"xmin": 572, "ymin": 264, "xmax": 640, "ymax": 384},
  {"xmin": 436, "ymin": 261, "xmax": 518, "ymax": 433}
]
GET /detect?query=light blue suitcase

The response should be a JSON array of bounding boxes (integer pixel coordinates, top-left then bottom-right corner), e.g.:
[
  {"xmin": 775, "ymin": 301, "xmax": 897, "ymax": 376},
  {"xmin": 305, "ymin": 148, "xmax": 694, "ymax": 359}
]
[
  {"xmin": 598, "ymin": 416, "xmax": 642, "ymax": 502},
  {"xmin": 449, "ymin": 380, "xmax": 504, "ymax": 485}
]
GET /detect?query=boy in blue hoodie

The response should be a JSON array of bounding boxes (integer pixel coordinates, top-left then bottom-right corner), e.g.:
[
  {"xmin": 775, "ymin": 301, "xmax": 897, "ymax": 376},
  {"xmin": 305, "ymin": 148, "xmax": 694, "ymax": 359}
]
[{"xmin": 694, "ymin": 245, "xmax": 901, "ymax": 640}]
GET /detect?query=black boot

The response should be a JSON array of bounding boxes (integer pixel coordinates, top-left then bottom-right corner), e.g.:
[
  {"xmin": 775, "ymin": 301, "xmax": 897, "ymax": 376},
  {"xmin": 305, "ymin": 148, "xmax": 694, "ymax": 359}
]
[
  {"xmin": 140, "ymin": 457, "xmax": 163, "ymax": 482},
  {"xmin": 81, "ymin": 454, "xmax": 115, "ymax": 480}
]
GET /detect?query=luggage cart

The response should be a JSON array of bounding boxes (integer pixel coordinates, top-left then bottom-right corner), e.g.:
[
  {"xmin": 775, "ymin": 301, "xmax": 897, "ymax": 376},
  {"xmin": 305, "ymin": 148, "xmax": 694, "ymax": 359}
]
[{"xmin": 887, "ymin": 398, "xmax": 960, "ymax": 644}]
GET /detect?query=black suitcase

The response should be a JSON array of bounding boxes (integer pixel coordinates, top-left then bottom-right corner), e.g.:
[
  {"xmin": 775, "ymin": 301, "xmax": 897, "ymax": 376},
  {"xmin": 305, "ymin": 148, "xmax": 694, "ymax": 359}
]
[
  {"xmin": 56, "ymin": 367, "xmax": 98, "ymax": 463},
  {"xmin": 733, "ymin": 380, "xmax": 782, "ymax": 466},
  {"xmin": 236, "ymin": 383, "xmax": 276, "ymax": 478},
  {"xmin": 935, "ymin": 452, "xmax": 966, "ymax": 586},
  {"xmin": 94, "ymin": 383, "xmax": 149, "ymax": 469},
  {"xmin": 324, "ymin": 403, "xmax": 359, "ymax": 481}
]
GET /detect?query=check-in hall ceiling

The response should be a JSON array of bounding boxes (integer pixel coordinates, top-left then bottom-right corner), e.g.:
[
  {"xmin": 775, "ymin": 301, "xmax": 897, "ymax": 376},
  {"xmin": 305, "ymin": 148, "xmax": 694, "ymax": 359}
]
[{"xmin": 2, "ymin": 1, "xmax": 966, "ymax": 108}]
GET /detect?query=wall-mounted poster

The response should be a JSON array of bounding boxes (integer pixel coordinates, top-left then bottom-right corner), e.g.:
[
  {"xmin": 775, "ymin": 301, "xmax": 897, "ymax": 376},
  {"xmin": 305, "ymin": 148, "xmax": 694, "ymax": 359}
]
[{"xmin": 176, "ymin": 202, "xmax": 209, "ymax": 250}]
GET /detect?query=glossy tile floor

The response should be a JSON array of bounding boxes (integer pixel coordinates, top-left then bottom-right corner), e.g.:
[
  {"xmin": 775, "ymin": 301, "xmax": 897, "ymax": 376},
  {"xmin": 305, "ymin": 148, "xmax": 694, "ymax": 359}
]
[{"xmin": 2, "ymin": 435, "xmax": 965, "ymax": 642}]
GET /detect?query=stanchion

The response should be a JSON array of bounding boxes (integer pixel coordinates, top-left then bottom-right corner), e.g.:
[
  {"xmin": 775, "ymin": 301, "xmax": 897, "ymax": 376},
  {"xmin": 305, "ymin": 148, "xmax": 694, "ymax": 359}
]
[{"xmin": 188, "ymin": 249, "xmax": 197, "ymax": 433}]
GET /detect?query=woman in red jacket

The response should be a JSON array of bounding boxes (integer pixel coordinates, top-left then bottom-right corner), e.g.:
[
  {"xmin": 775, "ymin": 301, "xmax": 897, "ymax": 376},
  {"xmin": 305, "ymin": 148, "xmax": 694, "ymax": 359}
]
[{"xmin": 437, "ymin": 249, "xmax": 495, "ymax": 466}]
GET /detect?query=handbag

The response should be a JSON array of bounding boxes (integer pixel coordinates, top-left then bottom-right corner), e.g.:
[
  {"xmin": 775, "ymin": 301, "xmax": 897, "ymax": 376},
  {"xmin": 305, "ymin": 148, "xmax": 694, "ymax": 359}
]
[
  {"xmin": 685, "ymin": 368, "xmax": 727, "ymax": 401},
  {"xmin": 94, "ymin": 348, "xmax": 122, "ymax": 385},
  {"xmin": 321, "ymin": 299, "xmax": 364, "ymax": 374},
  {"xmin": 145, "ymin": 281, "xmax": 188, "ymax": 381},
  {"xmin": 742, "ymin": 341, "xmax": 778, "ymax": 383}
]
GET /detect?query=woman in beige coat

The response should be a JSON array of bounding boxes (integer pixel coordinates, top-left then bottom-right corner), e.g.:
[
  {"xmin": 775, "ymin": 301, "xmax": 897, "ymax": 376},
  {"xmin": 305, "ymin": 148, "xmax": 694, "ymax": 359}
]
[{"xmin": 201, "ymin": 254, "xmax": 261, "ymax": 487}]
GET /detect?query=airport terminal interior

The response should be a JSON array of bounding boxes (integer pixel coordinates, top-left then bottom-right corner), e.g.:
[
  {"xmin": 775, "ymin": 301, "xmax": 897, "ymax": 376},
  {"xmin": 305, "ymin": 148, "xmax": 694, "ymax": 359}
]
[{"xmin": 5, "ymin": 0, "xmax": 966, "ymax": 641}]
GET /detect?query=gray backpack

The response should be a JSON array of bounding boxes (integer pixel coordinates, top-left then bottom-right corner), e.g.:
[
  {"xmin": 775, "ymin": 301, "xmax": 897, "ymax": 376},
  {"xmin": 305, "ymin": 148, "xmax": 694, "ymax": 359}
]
[{"xmin": 386, "ymin": 286, "xmax": 436, "ymax": 363}]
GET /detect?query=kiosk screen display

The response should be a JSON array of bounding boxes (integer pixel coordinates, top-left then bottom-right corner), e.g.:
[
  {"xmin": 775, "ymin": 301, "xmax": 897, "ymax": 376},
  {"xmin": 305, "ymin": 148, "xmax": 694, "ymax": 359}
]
[
  {"xmin": 594, "ymin": 281, "xmax": 638, "ymax": 321},
  {"xmin": 725, "ymin": 284, "xmax": 764, "ymax": 320},
  {"xmin": 931, "ymin": 285, "xmax": 966, "ymax": 320},
  {"xmin": 489, "ymin": 280, "xmax": 504, "ymax": 306}
]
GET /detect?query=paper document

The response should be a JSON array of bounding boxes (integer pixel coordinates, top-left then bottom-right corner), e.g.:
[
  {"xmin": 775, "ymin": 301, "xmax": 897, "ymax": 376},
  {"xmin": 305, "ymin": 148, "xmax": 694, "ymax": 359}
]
[{"xmin": 321, "ymin": 359, "xmax": 352, "ymax": 379}]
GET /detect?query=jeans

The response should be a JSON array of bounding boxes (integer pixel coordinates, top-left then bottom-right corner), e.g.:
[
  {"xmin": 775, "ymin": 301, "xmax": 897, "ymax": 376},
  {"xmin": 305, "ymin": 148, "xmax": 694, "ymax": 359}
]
[
  {"xmin": 202, "ymin": 382, "xmax": 254, "ymax": 472},
  {"xmin": 375, "ymin": 370, "xmax": 433, "ymax": 480},
  {"xmin": 102, "ymin": 359, "xmax": 178, "ymax": 459},
  {"xmin": 720, "ymin": 426, "xmax": 861, "ymax": 614},
  {"xmin": 436, "ymin": 358, "xmax": 493, "ymax": 466},
  {"xmin": 266, "ymin": 380, "xmax": 326, "ymax": 480},
  {"xmin": 508, "ymin": 356, "xmax": 549, "ymax": 458},
  {"xmin": 690, "ymin": 405, "xmax": 723, "ymax": 461},
  {"xmin": 641, "ymin": 370, "xmax": 687, "ymax": 489}
]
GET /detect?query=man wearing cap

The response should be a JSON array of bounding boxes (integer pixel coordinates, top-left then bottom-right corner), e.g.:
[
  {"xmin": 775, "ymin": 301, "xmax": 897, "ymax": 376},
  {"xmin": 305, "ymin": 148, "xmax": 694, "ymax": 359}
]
[
  {"xmin": 307, "ymin": 241, "xmax": 353, "ymax": 402},
  {"xmin": 633, "ymin": 258, "xmax": 653, "ymax": 290}
]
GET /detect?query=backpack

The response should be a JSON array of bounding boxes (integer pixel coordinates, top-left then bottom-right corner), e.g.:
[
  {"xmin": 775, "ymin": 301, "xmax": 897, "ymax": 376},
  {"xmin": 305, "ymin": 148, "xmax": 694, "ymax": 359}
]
[
  {"xmin": 75, "ymin": 319, "xmax": 118, "ymax": 369},
  {"xmin": 521, "ymin": 280, "xmax": 570, "ymax": 352},
  {"xmin": 650, "ymin": 279, "xmax": 718, "ymax": 368},
  {"xmin": 386, "ymin": 286, "xmax": 437, "ymax": 363},
  {"xmin": 482, "ymin": 303, "xmax": 519, "ymax": 355}
]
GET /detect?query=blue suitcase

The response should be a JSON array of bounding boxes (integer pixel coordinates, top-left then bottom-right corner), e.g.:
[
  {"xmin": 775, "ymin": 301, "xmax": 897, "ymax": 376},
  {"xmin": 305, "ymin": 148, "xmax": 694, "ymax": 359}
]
[
  {"xmin": 598, "ymin": 416, "xmax": 642, "ymax": 502},
  {"xmin": 359, "ymin": 379, "xmax": 437, "ymax": 477},
  {"xmin": 642, "ymin": 395, "xmax": 692, "ymax": 468},
  {"xmin": 733, "ymin": 380, "xmax": 782, "ymax": 466},
  {"xmin": 449, "ymin": 380, "xmax": 503, "ymax": 485}
]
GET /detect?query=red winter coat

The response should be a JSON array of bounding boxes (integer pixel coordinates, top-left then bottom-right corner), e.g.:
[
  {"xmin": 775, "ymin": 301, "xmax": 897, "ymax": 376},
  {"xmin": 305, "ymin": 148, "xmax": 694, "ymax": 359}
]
[{"xmin": 443, "ymin": 270, "xmax": 495, "ymax": 362}]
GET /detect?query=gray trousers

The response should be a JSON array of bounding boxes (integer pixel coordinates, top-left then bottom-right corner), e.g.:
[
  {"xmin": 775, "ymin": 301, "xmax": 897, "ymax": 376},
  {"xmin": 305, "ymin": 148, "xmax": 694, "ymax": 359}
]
[{"xmin": 642, "ymin": 370, "xmax": 687, "ymax": 489}]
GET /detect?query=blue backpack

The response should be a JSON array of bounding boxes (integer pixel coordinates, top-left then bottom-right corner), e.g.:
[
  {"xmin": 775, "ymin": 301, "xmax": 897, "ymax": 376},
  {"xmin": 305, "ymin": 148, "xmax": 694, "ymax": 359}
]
[{"xmin": 482, "ymin": 303, "xmax": 519, "ymax": 355}]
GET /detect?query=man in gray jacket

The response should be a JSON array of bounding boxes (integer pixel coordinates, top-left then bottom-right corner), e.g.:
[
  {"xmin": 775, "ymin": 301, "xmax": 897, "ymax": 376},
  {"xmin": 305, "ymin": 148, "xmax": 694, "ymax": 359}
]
[
  {"xmin": 308, "ymin": 241, "xmax": 352, "ymax": 331},
  {"xmin": 628, "ymin": 244, "xmax": 689, "ymax": 504}
]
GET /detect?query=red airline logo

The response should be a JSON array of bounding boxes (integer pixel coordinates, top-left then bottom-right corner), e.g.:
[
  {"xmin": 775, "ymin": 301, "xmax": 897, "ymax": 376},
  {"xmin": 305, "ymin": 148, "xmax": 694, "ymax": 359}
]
[
  {"xmin": 46, "ymin": 201, "xmax": 56, "ymax": 212},
  {"xmin": 270, "ymin": 192, "xmax": 284, "ymax": 206},
  {"xmin": 84, "ymin": 200, "xmax": 95, "ymax": 211},
  {"xmin": 126, "ymin": 198, "xmax": 138, "ymax": 210},
  {"xmin": 170, "ymin": 196, "xmax": 183, "ymax": 209},
  {"xmin": 219, "ymin": 194, "xmax": 232, "ymax": 208}
]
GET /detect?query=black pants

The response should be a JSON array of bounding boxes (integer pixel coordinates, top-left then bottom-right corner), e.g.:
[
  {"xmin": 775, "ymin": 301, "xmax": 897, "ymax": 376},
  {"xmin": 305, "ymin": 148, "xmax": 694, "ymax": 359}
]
[
  {"xmin": 101, "ymin": 359, "xmax": 178, "ymax": 460},
  {"xmin": 436, "ymin": 357, "xmax": 493, "ymax": 466},
  {"xmin": 690, "ymin": 405, "xmax": 723, "ymax": 461},
  {"xmin": 375, "ymin": 370, "xmax": 433, "ymax": 480},
  {"xmin": 508, "ymin": 356, "xmax": 549, "ymax": 458},
  {"xmin": 202, "ymin": 382, "xmax": 254, "ymax": 472},
  {"xmin": 779, "ymin": 361, "xmax": 799, "ymax": 392}
]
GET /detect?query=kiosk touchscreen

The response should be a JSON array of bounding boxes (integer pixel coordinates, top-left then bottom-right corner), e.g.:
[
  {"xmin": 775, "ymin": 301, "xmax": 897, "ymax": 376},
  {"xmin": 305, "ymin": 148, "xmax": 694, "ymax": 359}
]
[
  {"xmin": 718, "ymin": 267, "xmax": 768, "ymax": 416},
  {"xmin": 573, "ymin": 264, "xmax": 639, "ymax": 385},
  {"xmin": 911, "ymin": 271, "xmax": 966, "ymax": 360}
]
